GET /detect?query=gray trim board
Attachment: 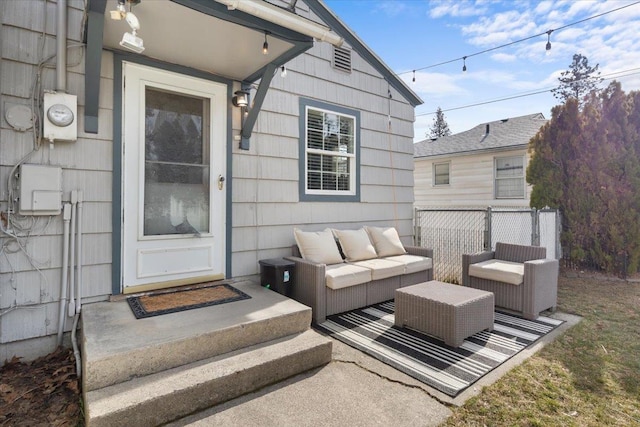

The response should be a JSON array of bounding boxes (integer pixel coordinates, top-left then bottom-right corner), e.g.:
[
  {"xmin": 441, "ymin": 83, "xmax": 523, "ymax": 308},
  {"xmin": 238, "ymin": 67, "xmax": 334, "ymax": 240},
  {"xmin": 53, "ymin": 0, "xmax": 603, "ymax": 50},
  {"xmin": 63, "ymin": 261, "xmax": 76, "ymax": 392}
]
[
  {"xmin": 111, "ymin": 53, "xmax": 234, "ymax": 294},
  {"xmin": 240, "ymin": 63, "xmax": 277, "ymax": 149},
  {"xmin": 298, "ymin": 98, "xmax": 361, "ymax": 202},
  {"xmin": 305, "ymin": 0, "xmax": 422, "ymax": 107},
  {"xmin": 84, "ymin": 0, "xmax": 107, "ymax": 134}
]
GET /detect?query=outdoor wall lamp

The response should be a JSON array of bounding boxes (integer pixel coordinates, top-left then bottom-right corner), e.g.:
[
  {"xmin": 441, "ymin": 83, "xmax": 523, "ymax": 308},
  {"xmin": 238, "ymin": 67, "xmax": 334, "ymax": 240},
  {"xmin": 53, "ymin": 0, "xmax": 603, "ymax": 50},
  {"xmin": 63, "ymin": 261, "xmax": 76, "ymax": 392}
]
[
  {"xmin": 232, "ymin": 90, "xmax": 249, "ymax": 108},
  {"xmin": 111, "ymin": 0, "xmax": 145, "ymax": 54}
]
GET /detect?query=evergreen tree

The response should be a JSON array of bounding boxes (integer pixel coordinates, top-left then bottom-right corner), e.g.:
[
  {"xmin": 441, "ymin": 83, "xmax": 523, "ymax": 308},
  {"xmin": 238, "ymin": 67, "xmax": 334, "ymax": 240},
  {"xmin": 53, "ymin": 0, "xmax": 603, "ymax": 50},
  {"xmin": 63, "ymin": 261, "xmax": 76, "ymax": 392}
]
[
  {"xmin": 428, "ymin": 107, "xmax": 452, "ymax": 138},
  {"xmin": 551, "ymin": 53, "xmax": 603, "ymax": 108},
  {"xmin": 528, "ymin": 82, "xmax": 640, "ymax": 274}
]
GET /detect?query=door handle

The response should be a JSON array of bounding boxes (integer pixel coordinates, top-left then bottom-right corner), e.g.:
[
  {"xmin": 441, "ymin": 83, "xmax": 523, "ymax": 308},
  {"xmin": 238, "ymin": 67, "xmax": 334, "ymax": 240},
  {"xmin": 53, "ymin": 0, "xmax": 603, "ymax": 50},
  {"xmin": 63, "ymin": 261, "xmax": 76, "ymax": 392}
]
[{"xmin": 218, "ymin": 175, "xmax": 225, "ymax": 190}]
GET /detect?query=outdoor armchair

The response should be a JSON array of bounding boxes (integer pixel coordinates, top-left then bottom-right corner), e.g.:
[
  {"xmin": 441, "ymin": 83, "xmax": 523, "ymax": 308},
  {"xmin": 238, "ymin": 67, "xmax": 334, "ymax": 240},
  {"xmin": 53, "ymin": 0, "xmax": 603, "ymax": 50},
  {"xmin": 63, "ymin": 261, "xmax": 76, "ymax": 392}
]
[{"xmin": 462, "ymin": 242, "xmax": 558, "ymax": 320}]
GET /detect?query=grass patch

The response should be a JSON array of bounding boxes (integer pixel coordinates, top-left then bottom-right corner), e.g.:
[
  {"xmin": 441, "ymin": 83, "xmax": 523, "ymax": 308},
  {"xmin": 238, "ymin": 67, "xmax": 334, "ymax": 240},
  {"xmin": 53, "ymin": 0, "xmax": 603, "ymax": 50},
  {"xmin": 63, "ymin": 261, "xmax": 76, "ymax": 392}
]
[{"xmin": 444, "ymin": 273, "xmax": 640, "ymax": 426}]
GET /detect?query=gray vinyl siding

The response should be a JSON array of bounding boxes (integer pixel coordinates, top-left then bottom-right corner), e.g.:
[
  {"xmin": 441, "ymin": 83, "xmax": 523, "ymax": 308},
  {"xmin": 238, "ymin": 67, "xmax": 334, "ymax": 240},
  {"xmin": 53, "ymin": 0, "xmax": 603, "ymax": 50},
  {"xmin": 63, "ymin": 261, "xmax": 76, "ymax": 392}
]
[
  {"xmin": 0, "ymin": 0, "xmax": 113, "ymax": 357},
  {"xmin": 231, "ymin": 39, "xmax": 416, "ymax": 279},
  {"xmin": 1, "ymin": 0, "xmax": 418, "ymax": 358},
  {"xmin": 414, "ymin": 148, "xmax": 532, "ymax": 208}
]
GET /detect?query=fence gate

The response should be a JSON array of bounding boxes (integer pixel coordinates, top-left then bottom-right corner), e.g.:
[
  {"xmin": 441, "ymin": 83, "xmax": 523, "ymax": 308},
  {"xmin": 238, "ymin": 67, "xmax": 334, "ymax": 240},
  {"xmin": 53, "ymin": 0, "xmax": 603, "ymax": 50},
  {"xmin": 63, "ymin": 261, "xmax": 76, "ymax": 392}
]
[{"xmin": 414, "ymin": 207, "xmax": 560, "ymax": 283}]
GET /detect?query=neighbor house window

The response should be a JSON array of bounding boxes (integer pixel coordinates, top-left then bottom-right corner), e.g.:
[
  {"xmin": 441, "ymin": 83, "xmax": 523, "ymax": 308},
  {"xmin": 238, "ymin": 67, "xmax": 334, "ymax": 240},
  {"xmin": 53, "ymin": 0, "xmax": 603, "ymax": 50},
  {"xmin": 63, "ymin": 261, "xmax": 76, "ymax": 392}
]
[
  {"xmin": 299, "ymin": 99, "xmax": 360, "ymax": 201},
  {"xmin": 495, "ymin": 155, "xmax": 525, "ymax": 198},
  {"xmin": 433, "ymin": 162, "xmax": 450, "ymax": 186}
]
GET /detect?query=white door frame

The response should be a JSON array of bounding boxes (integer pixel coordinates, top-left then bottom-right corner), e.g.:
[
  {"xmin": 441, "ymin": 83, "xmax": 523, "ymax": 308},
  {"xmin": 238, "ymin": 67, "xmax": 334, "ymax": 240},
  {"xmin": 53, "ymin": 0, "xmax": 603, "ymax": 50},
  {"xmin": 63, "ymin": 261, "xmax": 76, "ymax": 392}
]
[{"xmin": 121, "ymin": 62, "xmax": 227, "ymax": 293}]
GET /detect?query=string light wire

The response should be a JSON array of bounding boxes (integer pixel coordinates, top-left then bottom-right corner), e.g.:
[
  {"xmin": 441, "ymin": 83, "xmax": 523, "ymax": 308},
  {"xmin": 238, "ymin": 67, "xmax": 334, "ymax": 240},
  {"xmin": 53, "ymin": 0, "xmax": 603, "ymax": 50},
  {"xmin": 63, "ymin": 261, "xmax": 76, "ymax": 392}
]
[
  {"xmin": 415, "ymin": 67, "xmax": 640, "ymax": 116},
  {"xmin": 400, "ymin": 1, "xmax": 640, "ymax": 77}
]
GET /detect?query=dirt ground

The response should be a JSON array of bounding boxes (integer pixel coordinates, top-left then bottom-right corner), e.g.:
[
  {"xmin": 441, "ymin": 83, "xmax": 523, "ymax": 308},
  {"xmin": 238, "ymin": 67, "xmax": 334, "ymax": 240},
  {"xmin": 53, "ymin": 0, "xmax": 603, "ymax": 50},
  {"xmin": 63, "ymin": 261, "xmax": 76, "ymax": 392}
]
[{"xmin": 0, "ymin": 348, "xmax": 81, "ymax": 426}]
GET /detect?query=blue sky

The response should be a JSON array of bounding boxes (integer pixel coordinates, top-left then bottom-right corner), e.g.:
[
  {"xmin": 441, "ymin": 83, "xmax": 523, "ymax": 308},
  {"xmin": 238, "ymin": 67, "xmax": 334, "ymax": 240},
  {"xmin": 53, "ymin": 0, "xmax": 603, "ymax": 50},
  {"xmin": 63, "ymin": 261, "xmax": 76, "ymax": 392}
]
[{"xmin": 323, "ymin": 0, "xmax": 640, "ymax": 141}]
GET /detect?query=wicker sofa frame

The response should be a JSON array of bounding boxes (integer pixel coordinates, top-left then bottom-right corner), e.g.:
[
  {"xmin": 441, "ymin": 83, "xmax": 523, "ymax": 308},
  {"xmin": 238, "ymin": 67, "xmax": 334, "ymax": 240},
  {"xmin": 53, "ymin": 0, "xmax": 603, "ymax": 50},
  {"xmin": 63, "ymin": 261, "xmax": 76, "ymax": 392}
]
[
  {"xmin": 286, "ymin": 245, "xmax": 433, "ymax": 324},
  {"xmin": 462, "ymin": 242, "xmax": 558, "ymax": 320}
]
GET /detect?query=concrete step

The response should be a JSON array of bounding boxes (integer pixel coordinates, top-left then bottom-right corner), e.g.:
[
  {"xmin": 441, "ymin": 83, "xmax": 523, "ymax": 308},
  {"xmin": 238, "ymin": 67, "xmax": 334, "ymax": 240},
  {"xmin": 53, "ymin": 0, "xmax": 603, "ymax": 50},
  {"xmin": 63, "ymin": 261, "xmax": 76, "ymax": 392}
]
[
  {"xmin": 81, "ymin": 281, "xmax": 311, "ymax": 391},
  {"xmin": 84, "ymin": 329, "xmax": 332, "ymax": 427}
]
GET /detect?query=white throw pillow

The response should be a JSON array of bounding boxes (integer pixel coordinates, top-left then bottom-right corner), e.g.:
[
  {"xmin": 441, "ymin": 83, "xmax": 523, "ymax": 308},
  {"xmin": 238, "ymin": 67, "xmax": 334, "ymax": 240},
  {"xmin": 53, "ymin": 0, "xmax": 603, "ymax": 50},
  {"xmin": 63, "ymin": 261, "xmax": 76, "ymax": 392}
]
[
  {"xmin": 293, "ymin": 228, "xmax": 344, "ymax": 265},
  {"xmin": 332, "ymin": 228, "xmax": 378, "ymax": 262},
  {"xmin": 365, "ymin": 226, "xmax": 407, "ymax": 257}
]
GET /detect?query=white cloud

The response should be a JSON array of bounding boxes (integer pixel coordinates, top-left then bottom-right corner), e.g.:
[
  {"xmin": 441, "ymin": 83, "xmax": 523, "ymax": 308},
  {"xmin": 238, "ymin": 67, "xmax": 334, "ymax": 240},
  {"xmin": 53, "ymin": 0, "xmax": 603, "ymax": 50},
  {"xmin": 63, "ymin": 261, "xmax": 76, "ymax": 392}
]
[
  {"xmin": 374, "ymin": 1, "xmax": 410, "ymax": 17},
  {"xmin": 402, "ymin": 72, "xmax": 468, "ymax": 97},
  {"xmin": 429, "ymin": 0, "xmax": 487, "ymax": 18}
]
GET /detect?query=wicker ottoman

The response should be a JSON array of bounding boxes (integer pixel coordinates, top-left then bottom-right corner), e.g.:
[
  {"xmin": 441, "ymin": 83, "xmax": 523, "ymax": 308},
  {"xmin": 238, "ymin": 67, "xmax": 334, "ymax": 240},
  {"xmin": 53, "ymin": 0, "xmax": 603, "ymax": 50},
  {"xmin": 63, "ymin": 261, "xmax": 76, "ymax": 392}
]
[{"xmin": 395, "ymin": 280, "xmax": 494, "ymax": 347}]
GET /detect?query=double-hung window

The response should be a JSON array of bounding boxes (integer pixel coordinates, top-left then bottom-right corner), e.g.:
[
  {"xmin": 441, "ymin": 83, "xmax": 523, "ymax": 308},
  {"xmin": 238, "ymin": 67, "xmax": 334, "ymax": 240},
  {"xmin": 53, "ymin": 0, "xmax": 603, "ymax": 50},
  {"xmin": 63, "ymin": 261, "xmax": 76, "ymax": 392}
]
[
  {"xmin": 433, "ymin": 161, "xmax": 450, "ymax": 186},
  {"xmin": 495, "ymin": 155, "xmax": 525, "ymax": 198},
  {"xmin": 300, "ymin": 99, "xmax": 360, "ymax": 201}
]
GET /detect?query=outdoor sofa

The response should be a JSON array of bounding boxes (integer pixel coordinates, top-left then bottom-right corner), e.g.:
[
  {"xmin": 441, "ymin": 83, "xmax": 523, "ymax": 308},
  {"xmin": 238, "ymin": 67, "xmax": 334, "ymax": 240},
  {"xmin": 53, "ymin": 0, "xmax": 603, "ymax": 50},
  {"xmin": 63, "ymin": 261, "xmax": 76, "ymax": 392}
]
[
  {"xmin": 286, "ymin": 227, "xmax": 433, "ymax": 323},
  {"xmin": 462, "ymin": 242, "xmax": 558, "ymax": 320}
]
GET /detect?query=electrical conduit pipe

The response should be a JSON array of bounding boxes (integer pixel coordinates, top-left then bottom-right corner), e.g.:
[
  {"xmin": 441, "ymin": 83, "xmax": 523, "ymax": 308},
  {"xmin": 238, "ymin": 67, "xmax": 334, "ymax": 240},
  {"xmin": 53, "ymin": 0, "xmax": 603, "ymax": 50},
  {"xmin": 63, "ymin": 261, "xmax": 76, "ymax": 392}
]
[
  {"xmin": 57, "ymin": 203, "xmax": 71, "ymax": 347},
  {"xmin": 72, "ymin": 191, "xmax": 83, "ymax": 377}
]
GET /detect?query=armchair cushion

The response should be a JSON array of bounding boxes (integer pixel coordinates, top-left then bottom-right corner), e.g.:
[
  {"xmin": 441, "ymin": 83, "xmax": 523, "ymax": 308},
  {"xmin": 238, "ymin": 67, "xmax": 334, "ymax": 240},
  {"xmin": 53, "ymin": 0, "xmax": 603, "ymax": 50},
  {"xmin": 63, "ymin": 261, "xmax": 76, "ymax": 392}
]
[
  {"xmin": 365, "ymin": 226, "xmax": 407, "ymax": 257},
  {"xmin": 294, "ymin": 228, "xmax": 343, "ymax": 265},
  {"xmin": 325, "ymin": 263, "xmax": 372, "ymax": 290},
  {"xmin": 332, "ymin": 228, "xmax": 378, "ymax": 262},
  {"xmin": 468, "ymin": 259, "xmax": 524, "ymax": 286}
]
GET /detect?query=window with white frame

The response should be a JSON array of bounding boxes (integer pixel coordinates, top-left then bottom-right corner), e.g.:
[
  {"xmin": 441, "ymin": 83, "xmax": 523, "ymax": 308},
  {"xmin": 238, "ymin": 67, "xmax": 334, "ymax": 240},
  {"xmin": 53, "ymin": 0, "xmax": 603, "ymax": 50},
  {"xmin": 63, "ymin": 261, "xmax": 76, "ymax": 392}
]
[
  {"xmin": 433, "ymin": 162, "xmax": 450, "ymax": 186},
  {"xmin": 495, "ymin": 155, "xmax": 525, "ymax": 198},
  {"xmin": 300, "ymin": 99, "xmax": 360, "ymax": 201}
]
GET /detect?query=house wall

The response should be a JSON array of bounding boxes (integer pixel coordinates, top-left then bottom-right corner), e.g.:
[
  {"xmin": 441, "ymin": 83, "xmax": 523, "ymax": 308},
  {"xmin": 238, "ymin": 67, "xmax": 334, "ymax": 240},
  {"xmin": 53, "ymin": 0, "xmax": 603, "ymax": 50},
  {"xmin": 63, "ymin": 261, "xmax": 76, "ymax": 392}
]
[
  {"xmin": 0, "ymin": 0, "xmax": 417, "ymax": 361},
  {"xmin": 413, "ymin": 148, "xmax": 532, "ymax": 208},
  {"xmin": 0, "ymin": 0, "xmax": 114, "ymax": 361}
]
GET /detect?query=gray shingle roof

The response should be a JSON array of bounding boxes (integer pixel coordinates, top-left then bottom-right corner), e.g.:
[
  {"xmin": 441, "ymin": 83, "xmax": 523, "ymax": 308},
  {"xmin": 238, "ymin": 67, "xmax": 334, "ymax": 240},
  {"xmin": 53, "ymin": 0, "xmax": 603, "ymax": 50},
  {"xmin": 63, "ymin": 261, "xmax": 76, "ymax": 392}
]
[{"xmin": 414, "ymin": 113, "xmax": 547, "ymax": 158}]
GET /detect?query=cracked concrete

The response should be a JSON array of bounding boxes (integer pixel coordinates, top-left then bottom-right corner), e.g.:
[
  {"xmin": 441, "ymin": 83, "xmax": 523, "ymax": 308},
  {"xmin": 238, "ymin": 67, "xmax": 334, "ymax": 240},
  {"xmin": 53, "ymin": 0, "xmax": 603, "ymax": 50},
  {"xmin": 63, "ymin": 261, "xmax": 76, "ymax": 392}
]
[{"xmin": 168, "ymin": 311, "xmax": 580, "ymax": 426}]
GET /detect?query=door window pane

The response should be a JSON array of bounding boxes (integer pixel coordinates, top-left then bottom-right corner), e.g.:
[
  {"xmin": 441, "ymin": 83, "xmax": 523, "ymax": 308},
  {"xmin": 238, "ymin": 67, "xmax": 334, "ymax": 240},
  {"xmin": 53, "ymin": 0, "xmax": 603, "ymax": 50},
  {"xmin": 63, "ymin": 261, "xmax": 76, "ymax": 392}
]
[{"xmin": 144, "ymin": 88, "xmax": 210, "ymax": 236}]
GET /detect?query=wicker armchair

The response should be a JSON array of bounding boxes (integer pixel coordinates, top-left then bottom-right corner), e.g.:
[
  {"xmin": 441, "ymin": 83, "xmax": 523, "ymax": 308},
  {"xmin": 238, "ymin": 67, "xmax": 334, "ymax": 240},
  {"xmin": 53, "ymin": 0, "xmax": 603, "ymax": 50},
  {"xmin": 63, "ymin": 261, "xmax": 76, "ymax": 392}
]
[{"xmin": 462, "ymin": 242, "xmax": 558, "ymax": 320}]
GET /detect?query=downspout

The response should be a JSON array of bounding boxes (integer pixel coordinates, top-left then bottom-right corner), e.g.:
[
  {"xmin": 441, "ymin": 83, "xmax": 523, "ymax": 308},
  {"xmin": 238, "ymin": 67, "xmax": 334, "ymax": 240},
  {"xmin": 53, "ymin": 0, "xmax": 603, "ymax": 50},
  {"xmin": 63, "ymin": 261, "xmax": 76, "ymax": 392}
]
[{"xmin": 56, "ymin": 0, "xmax": 67, "ymax": 92}]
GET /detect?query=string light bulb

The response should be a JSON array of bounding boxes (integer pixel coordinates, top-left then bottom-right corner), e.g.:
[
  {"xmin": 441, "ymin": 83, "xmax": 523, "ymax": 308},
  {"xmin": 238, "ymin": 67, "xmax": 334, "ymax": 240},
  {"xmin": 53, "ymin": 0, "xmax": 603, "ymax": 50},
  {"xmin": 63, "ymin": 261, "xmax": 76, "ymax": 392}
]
[
  {"xmin": 262, "ymin": 31, "xmax": 269, "ymax": 55},
  {"xmin": 281, "ymin": 65, "xmax": 287, "ymax": 77},
  {"xmin": 412, "ymin": 70, "xmax": 415, "ymax": 83},
  {"xmin": 462, "ymin": 56, "xmax": 467, "ymax": 72},
  {"xmin": 545, "ymin": 30, "xmax": 553, "ymax": 55}
]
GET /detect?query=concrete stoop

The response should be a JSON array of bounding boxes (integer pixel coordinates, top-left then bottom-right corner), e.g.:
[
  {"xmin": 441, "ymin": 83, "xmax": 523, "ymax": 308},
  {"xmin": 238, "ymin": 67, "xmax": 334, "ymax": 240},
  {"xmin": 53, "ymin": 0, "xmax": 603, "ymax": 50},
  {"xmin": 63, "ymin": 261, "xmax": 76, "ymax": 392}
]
[
  {"xmin": 80, "ymin": 281, "xmax": 332, "ymax": 427},
  {"xmin": 85, "ymin": 330, "xmax": 332, "ymax": 427}
]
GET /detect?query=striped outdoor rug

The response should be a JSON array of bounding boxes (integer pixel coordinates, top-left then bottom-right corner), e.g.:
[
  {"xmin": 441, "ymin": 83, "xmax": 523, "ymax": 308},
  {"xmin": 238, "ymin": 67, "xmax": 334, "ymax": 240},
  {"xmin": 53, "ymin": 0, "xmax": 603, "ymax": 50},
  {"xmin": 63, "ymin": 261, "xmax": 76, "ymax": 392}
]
[{"xmin": 317, "ymin": 301, "xmax": 563, "ymax": 397}]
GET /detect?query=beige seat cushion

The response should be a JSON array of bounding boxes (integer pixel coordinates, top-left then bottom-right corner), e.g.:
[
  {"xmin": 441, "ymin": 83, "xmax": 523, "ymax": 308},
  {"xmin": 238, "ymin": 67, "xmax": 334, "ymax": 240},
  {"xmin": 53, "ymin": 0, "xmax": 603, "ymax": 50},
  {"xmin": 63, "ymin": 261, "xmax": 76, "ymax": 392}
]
[
  {"xmin": 468, "ymin": 259, "xmax": 524, "ymax": 285},
  {"xmin": 350, "ymin": 258, "xmax": 405, "ymax": 280},
  {"xmin": 325, "ymin": 263, "xmax": 372, "ymax": 290},
  {"xmin": 332, "ymin": 228, "xmax": 378, "ymax": 262},
  {"xmin": 294, "ymin": 228, "xmax": 343, "ymax": 265},
  {"xmin": 384, "ymin": 254, "xmax": 433, "ymax": 274},
  {"xmin": 365, "ymin": 226, "xmax": 407, "ymax": 257}
]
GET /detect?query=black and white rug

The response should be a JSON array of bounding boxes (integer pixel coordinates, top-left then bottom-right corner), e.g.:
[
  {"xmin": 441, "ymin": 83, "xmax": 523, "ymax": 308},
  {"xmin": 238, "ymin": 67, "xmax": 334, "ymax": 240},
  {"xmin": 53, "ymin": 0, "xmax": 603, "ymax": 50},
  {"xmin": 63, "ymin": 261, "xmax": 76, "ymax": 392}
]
[{"xmin": 317, "ymin": 301, "xmax": 563, "ymax": 397}]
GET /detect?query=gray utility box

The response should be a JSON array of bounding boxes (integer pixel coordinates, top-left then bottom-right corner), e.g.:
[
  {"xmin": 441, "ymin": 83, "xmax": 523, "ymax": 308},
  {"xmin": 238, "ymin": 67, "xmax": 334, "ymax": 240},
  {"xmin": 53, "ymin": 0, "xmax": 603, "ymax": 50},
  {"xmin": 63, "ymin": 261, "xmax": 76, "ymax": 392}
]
[{"xmin": 258, "ymin": 258, "xmax": 295, "ymax": 297}]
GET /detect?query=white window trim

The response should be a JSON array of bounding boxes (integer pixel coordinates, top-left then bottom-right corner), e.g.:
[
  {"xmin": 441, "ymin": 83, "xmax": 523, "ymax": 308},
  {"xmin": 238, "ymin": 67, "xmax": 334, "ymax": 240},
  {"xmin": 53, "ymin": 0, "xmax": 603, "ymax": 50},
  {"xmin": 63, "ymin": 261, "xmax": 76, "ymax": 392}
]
[
  {"xmin": 433, "ymin": 161, "xmax": 450, "ymax": 187},
  {"xmin": 304, "ymin": 105, "xmax": 357, "ymax": 196},
  {"xmin": 494, "ymin": 155, "xmax": 526, "ymax": 199}
]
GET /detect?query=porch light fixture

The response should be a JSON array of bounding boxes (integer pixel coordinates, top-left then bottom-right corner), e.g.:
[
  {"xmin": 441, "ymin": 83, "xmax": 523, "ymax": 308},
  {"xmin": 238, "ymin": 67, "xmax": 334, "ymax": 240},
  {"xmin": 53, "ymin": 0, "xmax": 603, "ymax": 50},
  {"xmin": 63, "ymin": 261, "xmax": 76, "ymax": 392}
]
[
  {"xmin": 262, "ymin": 31, "xmax": 269, "ymax": 55},
  {"xmin": 111, "ymin": 0, "xmax": 144, "ymax": 53},
  {"xmin": 232, "ymin": 90, "xmax": 249, "ymax": 108}
]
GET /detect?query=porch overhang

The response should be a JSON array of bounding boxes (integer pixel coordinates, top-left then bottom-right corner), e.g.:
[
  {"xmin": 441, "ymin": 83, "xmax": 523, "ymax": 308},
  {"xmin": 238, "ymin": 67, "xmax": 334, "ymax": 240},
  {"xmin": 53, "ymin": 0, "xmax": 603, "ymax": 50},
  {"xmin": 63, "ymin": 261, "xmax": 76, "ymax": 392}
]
[{"xmin": 85, "ymin": 0, "xmax": 341, "ymax": 138}]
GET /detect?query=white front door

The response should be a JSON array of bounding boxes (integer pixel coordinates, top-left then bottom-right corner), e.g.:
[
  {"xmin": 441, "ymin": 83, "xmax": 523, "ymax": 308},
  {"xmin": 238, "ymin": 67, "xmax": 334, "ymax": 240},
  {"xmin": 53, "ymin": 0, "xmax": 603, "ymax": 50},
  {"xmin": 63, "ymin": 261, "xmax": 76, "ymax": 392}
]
[{"xmin": 122, "ymin": 62, "xmax": 227, "ymax": 292}]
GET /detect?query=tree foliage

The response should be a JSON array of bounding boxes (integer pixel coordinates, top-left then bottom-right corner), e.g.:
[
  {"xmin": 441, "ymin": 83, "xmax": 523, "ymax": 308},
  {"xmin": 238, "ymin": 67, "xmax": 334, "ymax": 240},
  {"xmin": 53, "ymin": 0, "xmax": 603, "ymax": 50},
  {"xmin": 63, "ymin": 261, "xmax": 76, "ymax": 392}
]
[
  {"xmin": 428, "ymin": 107, "xmax": 452, "ymax": 138},
  {"xmin": 527, "ymin": 82, "xmax": 640, "ymax": 274},
  {"xmin": 551, "ymin": 53, "xmax": 603, "ymax": 108}
]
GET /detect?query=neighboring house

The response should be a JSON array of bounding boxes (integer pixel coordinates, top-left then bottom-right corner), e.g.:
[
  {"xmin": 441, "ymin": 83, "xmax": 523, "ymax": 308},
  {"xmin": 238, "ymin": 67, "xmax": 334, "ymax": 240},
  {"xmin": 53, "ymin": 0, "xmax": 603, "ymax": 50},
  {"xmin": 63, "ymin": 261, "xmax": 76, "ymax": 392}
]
[
  {"xmin": 413, "ymin": 113, "xmax": 547, "ymax": 208},
  {"xmin": 0, "ymin": 0, "xmax": 421, "ymax": 361}
]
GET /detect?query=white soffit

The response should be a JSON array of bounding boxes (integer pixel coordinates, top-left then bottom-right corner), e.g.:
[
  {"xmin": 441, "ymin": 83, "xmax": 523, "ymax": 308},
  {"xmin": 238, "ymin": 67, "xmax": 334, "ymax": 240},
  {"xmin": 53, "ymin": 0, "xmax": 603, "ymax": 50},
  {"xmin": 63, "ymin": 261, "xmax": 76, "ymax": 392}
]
[{"xmin": 102, "ymin": 0, "xmax": 295, "ymax": 81}]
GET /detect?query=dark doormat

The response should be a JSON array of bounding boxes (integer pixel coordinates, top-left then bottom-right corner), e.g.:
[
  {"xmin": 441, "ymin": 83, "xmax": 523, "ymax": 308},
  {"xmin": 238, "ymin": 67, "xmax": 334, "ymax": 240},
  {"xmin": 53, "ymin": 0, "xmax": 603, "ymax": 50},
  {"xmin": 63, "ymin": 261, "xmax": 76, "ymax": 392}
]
[{"xmin": 127, "ymin": 283, "xmax": 251, "ymax": 319}]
